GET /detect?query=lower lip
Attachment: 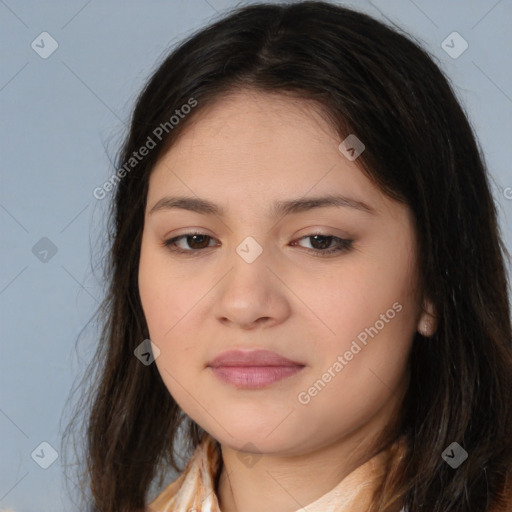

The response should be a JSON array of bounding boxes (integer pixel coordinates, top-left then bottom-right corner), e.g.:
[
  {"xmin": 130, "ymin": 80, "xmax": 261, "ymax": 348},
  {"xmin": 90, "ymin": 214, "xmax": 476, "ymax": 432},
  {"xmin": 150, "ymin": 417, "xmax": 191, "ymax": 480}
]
[{"xmin": 209, "ymin": 365, "xmax": 304, "ymax": 389}]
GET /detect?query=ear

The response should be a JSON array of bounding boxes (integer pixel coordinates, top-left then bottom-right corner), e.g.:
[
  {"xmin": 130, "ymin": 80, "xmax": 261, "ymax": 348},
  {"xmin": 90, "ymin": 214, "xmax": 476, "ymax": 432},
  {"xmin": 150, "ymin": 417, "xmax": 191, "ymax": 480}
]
[{"xmin": 417, "ymin": 298, "xmax": 437, "ymax": 337}]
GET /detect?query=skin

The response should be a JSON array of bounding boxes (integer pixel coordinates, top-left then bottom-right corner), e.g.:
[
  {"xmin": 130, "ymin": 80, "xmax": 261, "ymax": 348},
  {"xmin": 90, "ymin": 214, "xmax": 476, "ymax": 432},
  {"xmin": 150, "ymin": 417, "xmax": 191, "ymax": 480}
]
[{"xmin": 138, "ymin": 89, "xmax": 437, "ymax": 512}]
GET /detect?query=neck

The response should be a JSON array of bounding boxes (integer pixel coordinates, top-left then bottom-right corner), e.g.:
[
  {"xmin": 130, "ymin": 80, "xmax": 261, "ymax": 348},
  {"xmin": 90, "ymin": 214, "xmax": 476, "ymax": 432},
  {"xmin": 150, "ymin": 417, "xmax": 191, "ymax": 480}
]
[{"xmin": 216, "ymin": 397, "xmax": 403, "ymax": 512}]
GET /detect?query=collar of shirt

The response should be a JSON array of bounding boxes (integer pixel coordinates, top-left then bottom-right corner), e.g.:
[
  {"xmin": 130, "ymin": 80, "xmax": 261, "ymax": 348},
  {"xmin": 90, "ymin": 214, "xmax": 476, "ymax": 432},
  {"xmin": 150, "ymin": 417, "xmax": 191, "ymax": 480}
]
[{"xmin": 148, "ymin": 432, "xmax": 407, "ymax": 512}]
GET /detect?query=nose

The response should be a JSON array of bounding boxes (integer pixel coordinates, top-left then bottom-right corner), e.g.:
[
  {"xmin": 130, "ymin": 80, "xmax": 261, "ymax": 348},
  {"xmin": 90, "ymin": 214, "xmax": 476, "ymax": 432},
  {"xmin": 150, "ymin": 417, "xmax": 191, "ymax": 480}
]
[{"xmin": 213, "ymin": 247, "xmax": 292, "ymax": 330}]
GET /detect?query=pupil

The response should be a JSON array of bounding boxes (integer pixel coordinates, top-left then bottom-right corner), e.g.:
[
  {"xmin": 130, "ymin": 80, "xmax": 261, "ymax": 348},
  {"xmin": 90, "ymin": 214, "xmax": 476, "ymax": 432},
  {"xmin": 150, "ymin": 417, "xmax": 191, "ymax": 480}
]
[
  {"xmin": 311, "ymin": 235, "xmax": 332, "ymax": 250},
  {"xmin": 189, "ymin": 235, "xmax": 209, "ymax": 249}
]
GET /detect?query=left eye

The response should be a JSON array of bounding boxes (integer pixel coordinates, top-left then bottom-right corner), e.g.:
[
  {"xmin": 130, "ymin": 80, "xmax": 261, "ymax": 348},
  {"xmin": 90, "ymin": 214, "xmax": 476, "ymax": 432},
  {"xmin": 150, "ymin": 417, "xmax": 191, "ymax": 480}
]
[
  {"xmin": 163, "ymin": 232, "xmax": 353, "ymax": 257},
  {"xmin": 291, "ymin": 234, "xmax": 353, "ymax": 255}
]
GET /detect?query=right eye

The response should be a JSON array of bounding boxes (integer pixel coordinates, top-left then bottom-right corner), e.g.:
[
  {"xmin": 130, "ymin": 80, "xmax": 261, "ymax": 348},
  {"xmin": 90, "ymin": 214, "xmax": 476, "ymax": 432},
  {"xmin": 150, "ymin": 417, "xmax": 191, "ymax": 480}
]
[{"xmin": 163, "ymin": 232, "xmax": 218, "ymax": 256}]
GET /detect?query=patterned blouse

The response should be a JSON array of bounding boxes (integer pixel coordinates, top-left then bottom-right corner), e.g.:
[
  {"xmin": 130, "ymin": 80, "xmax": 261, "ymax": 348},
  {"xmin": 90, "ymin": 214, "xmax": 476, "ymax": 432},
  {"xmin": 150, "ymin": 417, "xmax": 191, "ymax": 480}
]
[{"xmin": 147, "ymin": 432, "xmax": 408, "ymax": 512}]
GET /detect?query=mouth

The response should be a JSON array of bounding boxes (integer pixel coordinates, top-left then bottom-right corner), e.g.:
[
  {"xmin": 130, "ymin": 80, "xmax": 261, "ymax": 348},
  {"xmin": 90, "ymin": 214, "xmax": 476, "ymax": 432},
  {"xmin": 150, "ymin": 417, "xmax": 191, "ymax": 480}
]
[{"xmin": 206, "ymin": 349, "xmax": 305, "ymax": 389}]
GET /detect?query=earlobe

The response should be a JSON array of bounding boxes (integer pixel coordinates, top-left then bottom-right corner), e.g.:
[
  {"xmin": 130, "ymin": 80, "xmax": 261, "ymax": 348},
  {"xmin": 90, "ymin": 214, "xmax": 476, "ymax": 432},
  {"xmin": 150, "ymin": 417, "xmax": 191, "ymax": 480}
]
[{"xmin": 417, "ymin": 299, "xmax": 437, "ymax": 337}]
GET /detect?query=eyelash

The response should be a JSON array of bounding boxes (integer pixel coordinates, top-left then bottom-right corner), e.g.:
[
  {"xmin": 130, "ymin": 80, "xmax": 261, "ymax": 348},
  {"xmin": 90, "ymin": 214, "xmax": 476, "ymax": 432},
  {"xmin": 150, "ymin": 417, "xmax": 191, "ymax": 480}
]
[{"xmin": 162, "ymin": 232, "xmax": 353, "ymax": 258}]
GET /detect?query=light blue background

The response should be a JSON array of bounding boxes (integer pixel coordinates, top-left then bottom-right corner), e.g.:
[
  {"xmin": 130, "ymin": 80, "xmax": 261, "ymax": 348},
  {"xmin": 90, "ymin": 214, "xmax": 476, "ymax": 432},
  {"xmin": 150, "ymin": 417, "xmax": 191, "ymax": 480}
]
[{"xmin": 1, "ymin": 1, "xmax": 511, "ymax": 511}]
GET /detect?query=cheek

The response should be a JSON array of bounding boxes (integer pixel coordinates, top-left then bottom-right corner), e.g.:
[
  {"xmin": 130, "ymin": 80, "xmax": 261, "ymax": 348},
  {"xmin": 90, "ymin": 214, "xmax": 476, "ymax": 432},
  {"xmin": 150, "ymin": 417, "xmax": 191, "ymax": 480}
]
[
  {"xmin": 138, "ymin": 246, "xmax": 165, "ymax": 335},
  {"xmin": 303, "ymin": 257, "xmax": 416, "ymax": 343},
  {"xmin": 138, "ymin": 246, "xmax": 201, "ymax": 405},
  {"xmin": 306, "ymin": 241, "xmax": 419, "ymax": 385},
  {"xmin": 139, "ymin": 242, "xmax": 195, "ymax": 339},
  {"xmin": 138, "ymin": 241, "xmax": 211, "ymax": 386},
  {"xmin": 295, "ymin": 285, "xmax": 416, "ymax": 438}
]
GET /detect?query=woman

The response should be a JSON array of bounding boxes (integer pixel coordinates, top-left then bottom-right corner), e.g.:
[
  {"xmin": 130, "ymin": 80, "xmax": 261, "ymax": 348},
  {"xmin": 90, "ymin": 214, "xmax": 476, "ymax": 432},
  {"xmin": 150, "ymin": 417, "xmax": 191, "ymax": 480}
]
[{"xmin": 63, "ymin": 2, "xmax": 512, "ymax": 511}]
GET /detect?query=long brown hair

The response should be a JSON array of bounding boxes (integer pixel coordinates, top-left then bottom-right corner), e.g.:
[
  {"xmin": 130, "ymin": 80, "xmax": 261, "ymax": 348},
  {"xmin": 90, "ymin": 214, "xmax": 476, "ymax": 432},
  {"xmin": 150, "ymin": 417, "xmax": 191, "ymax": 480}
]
[{"xmin": 62, "ymin": 2, "xmax": 512, "ymax": 511}]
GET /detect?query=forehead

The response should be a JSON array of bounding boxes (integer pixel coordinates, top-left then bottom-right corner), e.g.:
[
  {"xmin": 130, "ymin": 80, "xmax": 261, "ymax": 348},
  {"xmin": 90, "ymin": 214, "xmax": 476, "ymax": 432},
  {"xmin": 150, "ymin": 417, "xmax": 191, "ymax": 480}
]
[
  {"xmin": 147, "ymin": 90, "xmax": 392, "ymax": 216},
  {"xmin": 165, "ymin": 89, "xmax": 338, "ymax": 155}
]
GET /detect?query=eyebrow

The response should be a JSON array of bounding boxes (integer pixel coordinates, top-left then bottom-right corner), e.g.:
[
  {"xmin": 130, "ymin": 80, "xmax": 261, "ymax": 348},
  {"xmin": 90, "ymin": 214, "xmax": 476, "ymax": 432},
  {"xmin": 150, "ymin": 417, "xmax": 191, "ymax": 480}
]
[{"xmin": 148, "ymin": 194, "xmax": 376, "ymax": 217}]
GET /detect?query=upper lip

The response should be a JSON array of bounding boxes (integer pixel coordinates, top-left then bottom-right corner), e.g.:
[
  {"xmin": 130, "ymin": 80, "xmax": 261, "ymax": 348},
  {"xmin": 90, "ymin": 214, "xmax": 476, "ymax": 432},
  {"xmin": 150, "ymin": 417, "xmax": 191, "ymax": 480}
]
[{"xmin": 207, "ymin": 349, "xmax": 304, "ymax": 368}]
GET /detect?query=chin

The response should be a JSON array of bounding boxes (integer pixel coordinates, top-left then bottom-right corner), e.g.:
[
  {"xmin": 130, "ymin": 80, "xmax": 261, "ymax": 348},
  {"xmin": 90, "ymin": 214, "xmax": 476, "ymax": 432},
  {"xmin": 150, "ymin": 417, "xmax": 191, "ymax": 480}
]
[{"xmin": 210, "ymin": 422, "xmax": 308, "ymax": 454}]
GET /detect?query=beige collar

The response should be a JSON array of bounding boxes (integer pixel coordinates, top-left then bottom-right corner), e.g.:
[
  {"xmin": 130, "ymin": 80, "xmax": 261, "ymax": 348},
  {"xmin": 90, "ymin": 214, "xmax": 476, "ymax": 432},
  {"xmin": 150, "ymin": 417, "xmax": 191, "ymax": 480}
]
[{"xmin": 148, "ymin": 433, "xmax": 403, "ymax": 512}]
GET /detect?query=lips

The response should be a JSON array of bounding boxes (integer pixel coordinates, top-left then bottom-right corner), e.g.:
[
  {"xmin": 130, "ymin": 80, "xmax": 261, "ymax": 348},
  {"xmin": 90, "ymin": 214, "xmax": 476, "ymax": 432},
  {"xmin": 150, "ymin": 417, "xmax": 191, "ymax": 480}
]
[
  {"xmin": 207, "ymin": 349, "xmax": 305, "ymax": 389},
  {"xmin": 207, "ymin": 349, "xmax": 303, "ymax": 368}
]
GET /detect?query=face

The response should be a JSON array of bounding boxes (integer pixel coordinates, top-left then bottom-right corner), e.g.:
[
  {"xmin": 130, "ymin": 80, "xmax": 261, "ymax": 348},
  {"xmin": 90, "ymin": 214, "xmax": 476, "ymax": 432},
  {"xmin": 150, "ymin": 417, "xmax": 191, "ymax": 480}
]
[{"xmin": 138, "ymin": 89, "xmax": 425, "ymax": 456}]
